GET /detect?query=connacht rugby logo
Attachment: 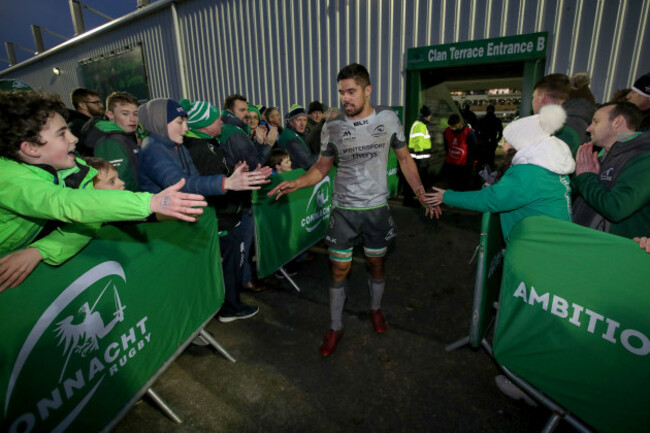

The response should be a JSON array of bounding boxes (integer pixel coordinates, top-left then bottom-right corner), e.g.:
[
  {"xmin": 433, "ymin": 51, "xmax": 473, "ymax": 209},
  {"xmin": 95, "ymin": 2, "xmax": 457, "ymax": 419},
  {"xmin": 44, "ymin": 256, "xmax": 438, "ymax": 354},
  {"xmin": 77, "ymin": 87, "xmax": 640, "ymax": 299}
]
[
  {"xmin": 3, "ymin": 261, "xmax": 151, "ymax": 433},
  {"xmin": 301, "ymin": 176, "xmax": 332, "ymax": 233}
]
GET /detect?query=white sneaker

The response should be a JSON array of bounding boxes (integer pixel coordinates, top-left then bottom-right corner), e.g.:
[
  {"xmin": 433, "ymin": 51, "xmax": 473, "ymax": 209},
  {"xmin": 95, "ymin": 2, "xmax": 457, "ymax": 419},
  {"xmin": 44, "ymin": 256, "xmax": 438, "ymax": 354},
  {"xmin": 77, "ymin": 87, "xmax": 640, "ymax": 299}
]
[{"xmin": 495, "ymin": 375, "xmax": 537, "ymax": 406}]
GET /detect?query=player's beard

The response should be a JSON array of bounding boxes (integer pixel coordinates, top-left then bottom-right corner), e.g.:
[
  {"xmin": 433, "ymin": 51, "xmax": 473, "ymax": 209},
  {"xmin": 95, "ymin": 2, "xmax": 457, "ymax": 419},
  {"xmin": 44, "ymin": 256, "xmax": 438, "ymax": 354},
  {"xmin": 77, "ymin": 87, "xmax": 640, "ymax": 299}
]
[
  {"xmin": 346, "ymin": 106, "xmax": 363, "ymax": 117},
  {"xmin": 345, "ymin": 99, "xmax": 366, "ymax": 117}
]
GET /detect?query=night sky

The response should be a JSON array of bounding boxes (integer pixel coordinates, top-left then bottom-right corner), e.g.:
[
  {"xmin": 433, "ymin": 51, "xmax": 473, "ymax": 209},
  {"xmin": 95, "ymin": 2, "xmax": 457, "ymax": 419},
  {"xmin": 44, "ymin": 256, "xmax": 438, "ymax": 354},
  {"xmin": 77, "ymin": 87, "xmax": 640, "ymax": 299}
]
[{"xmin": 1, "ymin": 0, "xmax": 142, "ymax": 70}]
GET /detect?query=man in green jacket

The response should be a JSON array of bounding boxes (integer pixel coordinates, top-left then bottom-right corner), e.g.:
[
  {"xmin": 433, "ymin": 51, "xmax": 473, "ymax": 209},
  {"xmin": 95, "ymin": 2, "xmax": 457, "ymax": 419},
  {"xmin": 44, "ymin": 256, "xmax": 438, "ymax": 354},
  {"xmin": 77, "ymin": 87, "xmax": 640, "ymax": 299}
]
[
  {"xmin": 278, "ymin": 104, "xmax": 319, "ymax": 170},
  {"xmin": 82, "ymin": 91, "xmax": 141, "ymax": 191},
  {"xmin": 573, "ymin": 101, "xmax": 649, "ymax": 238},
  {"xmin": 0, "ymin": 91, "xmax": 207, "ymax": 292},
  {"xmin": 219, "ymin": 94, "xmax": 275, "ymax": 168}
]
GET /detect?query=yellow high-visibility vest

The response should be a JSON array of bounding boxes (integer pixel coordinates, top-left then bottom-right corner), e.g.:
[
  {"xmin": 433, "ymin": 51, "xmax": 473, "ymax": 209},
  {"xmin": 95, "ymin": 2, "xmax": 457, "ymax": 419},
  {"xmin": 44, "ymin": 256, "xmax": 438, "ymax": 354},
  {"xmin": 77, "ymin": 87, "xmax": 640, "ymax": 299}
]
[{"xmin": 408, "ymin": 120, "xmax": 432, "ymax": 152}]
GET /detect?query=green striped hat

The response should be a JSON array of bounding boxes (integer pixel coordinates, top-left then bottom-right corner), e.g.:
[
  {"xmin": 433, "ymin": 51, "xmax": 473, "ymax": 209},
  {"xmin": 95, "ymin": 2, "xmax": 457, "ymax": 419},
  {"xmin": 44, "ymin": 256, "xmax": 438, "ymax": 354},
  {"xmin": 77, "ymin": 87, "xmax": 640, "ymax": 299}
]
[
  {"xmin": 285, "ymin": 104, "xmax": 307, "ymax": 122},
  {"xmin": 179, "ymin": 99, "xmax": 220, "ymax": 129}
]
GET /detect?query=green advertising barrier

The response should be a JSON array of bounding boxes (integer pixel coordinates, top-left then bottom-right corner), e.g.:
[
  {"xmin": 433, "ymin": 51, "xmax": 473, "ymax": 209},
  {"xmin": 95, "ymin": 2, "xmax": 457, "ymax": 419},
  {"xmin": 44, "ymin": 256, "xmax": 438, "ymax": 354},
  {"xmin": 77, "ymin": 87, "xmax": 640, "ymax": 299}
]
[
  {"xmin": 470, "ymin": 212, "xmax": 505, "ymax": 347},
  {"xmin": 252, "ymin": 168, "xmax": 335, "ymax": 278},
  {"xmin": 0, "ymin": 214, "xmax": 224, "ymax": 433},
  {"xmin": 493, "ymin": 216, "xmax": 650, "ymax": 433},
  {"xmin": 446, "ymin": 212, "xmax": 504, "ymax": 352}
]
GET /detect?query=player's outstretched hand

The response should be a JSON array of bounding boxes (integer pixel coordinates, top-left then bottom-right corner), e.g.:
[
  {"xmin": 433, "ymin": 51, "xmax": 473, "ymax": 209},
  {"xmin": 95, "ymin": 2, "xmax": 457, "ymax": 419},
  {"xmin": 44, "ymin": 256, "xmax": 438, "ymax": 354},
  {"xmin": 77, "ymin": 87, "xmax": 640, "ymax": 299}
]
[
  {"xmin": 268, "ymin": 180, "xmax": 298, "ymax": 200},
  {"xmin": 225, "ymin": 163, "xmax": 272, "ymax": 191},
  {"xmin": 419, "ymin": 192, "xmax": 442, "ymax": 219},
  {"xmin": 0, "ymin": 248, "xmax": 43, "ymax": 293},
  {"xmin": 150, "ymin": 178, "xmax": 207, "ymax": 222},
  {"xmin": 423, "ymin": 203, "xmax": 442, "ymax": 219}
]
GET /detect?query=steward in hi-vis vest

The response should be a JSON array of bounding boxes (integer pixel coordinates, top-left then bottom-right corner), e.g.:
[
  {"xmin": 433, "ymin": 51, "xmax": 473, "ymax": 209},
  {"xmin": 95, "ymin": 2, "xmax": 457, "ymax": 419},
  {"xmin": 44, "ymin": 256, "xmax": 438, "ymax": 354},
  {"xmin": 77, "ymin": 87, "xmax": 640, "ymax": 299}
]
[
  {"xmin": 409, "ymin": 105, "xmax": 433, "ymax": 155},
  {"xmin": 404, "ymin": 105, "xmax": 435, "ymax": 206}
]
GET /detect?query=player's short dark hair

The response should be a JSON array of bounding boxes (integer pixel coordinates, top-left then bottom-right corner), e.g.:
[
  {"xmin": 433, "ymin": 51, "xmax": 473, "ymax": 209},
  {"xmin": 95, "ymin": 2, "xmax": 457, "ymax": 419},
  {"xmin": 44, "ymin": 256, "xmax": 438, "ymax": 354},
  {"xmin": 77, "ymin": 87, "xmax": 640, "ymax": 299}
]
[
  {"xmin": 600, "ymin": 101, "xmax": 643, "ymax": 130},
  {"xmin": 269, "ymin": 148, "xmax": 290, "ymax": 168},
  {"xmin": 71, "ymin": 87, "xmax": 100, "ymax": 109},
  {"xmin": 534, "ymin": 74, "xmax": 570, "ymax": 102},
  {"xmin": 224, "ymin": 94, "xmax": 247, "ymax": 111},
  {"xmin": 337, "ymin": 63, "xmax": 371, "ymax": 87},
  {"xmin": 0, "ymin": 91, "xmax": 68, "ymax": 161},
  {"xmin": 106, "ymin": 91, "xmax": 138, "ymax": 112}
]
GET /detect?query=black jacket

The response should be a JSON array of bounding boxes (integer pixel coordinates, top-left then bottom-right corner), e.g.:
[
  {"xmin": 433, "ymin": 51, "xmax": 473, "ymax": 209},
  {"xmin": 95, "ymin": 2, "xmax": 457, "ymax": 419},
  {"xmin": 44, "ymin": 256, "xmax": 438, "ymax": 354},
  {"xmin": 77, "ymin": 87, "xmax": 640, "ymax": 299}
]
[
  {"xmin": 219, "ymin": 112, "xmax": 272, "ymax": 168},
  {"xmin": 183, "ymin": 134, "xmax": 245, "ymax": 231}
]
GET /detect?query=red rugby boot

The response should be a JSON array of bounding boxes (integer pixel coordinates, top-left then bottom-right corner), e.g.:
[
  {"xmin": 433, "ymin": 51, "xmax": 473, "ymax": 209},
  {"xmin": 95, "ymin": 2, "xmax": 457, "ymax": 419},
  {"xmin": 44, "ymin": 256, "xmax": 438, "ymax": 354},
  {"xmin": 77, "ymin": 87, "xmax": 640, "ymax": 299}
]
[
  {"xmin": 370, "ymin": 309, "xmax": 387, "ymax": 333},
  {"xmin": 319, "ymin": 330, "xmax": 343, "ymax": 356}
]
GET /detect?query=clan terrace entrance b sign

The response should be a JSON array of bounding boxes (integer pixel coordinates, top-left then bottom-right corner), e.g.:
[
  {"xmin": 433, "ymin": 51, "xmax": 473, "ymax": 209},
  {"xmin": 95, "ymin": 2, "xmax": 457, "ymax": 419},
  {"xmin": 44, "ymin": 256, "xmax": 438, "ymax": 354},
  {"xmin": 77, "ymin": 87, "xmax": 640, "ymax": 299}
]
[{"xmin": 407, "ymin": 32, "xmax": 547, "ymax": 69}]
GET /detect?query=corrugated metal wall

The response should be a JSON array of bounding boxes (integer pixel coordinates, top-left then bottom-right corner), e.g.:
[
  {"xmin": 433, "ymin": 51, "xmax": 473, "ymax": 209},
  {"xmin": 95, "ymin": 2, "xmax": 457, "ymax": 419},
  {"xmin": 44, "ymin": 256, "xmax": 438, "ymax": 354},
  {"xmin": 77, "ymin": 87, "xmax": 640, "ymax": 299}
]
[
  {"xmin": 179, "ymin": 0, "xmax": 649, "ymax": 109},
  {"xmin": 1, "ymin": 0, "xmax": 648, "ymax": 109},
  {"xmin": 0, "ymin": 6, "xmax": 181, "ymax": 105}
]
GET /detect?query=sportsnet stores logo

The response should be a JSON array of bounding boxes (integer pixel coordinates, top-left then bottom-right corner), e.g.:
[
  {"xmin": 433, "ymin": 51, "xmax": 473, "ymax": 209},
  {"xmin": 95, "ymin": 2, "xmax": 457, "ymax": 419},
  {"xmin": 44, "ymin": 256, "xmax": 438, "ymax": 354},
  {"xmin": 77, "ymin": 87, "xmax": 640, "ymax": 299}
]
[
  {"xmin": 301, "ymin": 176, "xmax": 332, "ymax": 233},
  {"xmin": 3, "ymin": 262, "xmax": 152, "ymax": 433}
]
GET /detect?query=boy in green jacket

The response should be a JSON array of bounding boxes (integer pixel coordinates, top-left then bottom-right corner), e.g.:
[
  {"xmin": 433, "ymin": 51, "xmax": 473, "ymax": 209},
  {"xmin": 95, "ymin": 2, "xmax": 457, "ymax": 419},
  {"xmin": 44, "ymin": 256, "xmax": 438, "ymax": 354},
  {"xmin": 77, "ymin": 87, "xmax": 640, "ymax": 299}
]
[
  {"xmin": 81, "ymin": 91, "xmax": 141, "ymax": 191},
  {"xmin": 0, "ymin": 91, "xmax": 207, "ymax": 292}
]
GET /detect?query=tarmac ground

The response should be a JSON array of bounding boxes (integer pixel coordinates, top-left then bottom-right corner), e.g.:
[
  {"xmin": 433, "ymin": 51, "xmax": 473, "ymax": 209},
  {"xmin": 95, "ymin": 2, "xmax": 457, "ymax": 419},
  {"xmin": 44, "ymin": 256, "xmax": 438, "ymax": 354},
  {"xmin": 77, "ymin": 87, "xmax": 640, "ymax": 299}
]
[{"xmin": 113, "ymin": 199, "xmax": 578, "ymax": 433}]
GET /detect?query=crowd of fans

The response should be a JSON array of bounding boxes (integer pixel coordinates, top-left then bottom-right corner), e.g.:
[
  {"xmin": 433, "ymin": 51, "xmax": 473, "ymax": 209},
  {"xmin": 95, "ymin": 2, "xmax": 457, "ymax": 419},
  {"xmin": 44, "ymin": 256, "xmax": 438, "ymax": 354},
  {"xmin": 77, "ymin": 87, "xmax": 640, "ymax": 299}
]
[
  {"xmin": 0, "ymin": 67, "xmax": 648, "ymax": 328},
  {"xmin": 0, "ymin": 61, "xmax": 648, "ymax": 430},
  {"xmin": 416, "ymin": 70, "xmax": 650, "ymax": 404},
  {"xmin": 413, "ymin": 71, "xmax": 650, "ymax": 253},
  {"xmin": 0, "ymin": 81, "xmax": 333, "ymax": 323}
]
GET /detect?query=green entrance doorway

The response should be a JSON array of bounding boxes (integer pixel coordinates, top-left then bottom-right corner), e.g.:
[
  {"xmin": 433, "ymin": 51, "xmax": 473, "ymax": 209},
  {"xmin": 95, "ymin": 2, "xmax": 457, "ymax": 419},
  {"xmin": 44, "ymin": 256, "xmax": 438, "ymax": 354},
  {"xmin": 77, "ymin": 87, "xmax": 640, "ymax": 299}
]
[{"xmin": 404, "ymin": 33, "xmax": 547, "ymax": 177}]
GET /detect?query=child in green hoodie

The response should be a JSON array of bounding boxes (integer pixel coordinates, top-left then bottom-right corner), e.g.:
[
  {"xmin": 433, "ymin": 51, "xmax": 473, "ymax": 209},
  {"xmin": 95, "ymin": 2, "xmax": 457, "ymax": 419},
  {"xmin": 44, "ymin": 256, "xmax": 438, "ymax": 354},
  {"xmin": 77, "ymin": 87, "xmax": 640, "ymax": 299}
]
[{"xmin": 0, "ymin": 91, "xmax": 207, "ymax": 293}]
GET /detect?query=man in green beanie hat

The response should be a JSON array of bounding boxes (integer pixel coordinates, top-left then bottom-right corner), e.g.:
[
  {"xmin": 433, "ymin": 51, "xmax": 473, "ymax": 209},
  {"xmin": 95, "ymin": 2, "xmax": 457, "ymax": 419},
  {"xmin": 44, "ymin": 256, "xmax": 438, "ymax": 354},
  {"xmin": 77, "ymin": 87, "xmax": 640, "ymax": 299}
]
[
  {"xmin": 278, "ymin": 104, "xmax": 319, "ymax": 170},
  {"xmin": 180, "ymin": 98, "xmax": 223, "ymax": 139},
  {"xmin": 180, "ymin": 98, "xmax": 269, "ymax": 317}
]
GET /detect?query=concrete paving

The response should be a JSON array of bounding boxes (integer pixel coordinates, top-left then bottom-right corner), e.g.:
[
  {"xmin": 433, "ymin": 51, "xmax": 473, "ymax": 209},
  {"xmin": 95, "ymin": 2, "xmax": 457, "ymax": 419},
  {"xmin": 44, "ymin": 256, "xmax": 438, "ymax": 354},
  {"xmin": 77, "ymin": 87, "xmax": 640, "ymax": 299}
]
[{"xmin": 113, "ymin": 200, "xmax": 575, "ymax": 433}]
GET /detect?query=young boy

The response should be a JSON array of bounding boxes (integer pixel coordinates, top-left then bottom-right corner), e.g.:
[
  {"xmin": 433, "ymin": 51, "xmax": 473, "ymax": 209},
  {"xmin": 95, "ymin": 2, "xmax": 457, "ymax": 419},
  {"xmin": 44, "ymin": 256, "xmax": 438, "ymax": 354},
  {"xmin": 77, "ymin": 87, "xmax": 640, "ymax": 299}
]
[
  {"xmin": 269, "ymin": 148, "xmax": 292, "ymax": 174},
  {"xmin": 84, "ymin": 156, "xmax": 126, "ymax": 191},
  {"xmin": 81, "ymin": 91, "xmax": 141, "ymax": 191},
  {"xmin": 0, "ymin": 91, "xmax": 207, "ymax": 292}
]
